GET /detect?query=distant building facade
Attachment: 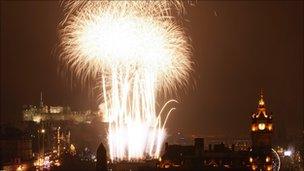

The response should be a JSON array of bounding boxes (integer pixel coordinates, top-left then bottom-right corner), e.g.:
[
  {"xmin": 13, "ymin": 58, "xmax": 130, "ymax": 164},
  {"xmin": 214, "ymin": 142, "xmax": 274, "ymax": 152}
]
[{"xmin": 22, "ymin": 92, "xmax": 100, "ymax": 123}]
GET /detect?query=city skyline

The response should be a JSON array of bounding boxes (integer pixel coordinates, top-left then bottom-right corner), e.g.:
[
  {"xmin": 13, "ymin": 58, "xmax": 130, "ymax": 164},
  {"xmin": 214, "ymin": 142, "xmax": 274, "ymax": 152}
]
[{"xmin": 1, "ymin": 1, "xmax": 303, "ymax": 137}]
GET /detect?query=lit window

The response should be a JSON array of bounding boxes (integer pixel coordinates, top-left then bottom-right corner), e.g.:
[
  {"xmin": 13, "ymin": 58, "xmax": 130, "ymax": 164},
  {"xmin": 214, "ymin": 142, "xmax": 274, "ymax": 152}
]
[
  {"xmin": 259, "ymin": 99, "xmax": 265, "ymax": 106},
  {"xmin": 266, "ymin": 156, "xmax": 270, "ymax": 162},
  {"xmin": 16, "ymin": 165, "xmax": 22, "ymax": 171},
  {"xmin": 268, "ymin": 124, "xmax": 273, "ymax": 131}
]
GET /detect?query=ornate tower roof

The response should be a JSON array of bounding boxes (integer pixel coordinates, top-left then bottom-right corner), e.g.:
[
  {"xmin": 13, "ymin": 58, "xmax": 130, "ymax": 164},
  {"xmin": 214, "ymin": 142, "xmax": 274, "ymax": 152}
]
[{"xmin": 252, "ymin": 90, "xmax": 271, "ymax": 119}]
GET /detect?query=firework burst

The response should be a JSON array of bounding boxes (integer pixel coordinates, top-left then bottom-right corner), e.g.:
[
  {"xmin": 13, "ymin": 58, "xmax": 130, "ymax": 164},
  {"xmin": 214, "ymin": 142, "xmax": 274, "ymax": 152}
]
[{"xmin": 59, "ymin": 1, "xmax": 192, "ymax": 161}]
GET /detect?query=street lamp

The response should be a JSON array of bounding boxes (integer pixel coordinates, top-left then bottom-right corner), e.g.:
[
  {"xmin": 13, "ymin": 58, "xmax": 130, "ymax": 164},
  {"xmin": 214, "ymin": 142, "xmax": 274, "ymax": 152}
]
[{"xmin": 39, "ymin": 128, "xmax": 46, "ymax": 160}]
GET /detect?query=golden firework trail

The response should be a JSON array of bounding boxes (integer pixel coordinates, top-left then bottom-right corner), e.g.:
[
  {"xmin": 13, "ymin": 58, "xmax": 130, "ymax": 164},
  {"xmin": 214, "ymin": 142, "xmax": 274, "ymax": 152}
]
[{"xmin": 59, "ymin": 1, "xmax": 192, "ymax": 161}]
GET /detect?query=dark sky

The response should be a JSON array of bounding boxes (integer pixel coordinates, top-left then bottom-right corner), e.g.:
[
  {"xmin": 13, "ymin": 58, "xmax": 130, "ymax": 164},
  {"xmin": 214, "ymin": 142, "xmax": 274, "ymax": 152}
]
[{"xmin": 1, "ymin": 1, "xmax": 303, "ymax": 137}]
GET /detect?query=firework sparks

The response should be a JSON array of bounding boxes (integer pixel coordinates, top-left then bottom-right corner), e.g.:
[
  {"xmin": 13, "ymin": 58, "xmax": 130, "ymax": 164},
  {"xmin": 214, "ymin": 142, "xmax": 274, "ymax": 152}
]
[{"xmin": 59, "ymin": 1, "xmax": 192, "ymax": 161}]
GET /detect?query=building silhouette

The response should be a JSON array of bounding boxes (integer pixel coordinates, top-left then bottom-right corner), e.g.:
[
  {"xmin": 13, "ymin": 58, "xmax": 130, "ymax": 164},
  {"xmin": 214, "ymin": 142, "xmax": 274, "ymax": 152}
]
[
  {"xmin": 159, "ymin": 91, "xmax": 278, "ymax": 170},
  {"xmin": 96, "ymin": 142, "xmax": 107, "ymax": 171},
  {"xmin": 0, "ymin": 126, "xmax": 33, "ymax": 170}
]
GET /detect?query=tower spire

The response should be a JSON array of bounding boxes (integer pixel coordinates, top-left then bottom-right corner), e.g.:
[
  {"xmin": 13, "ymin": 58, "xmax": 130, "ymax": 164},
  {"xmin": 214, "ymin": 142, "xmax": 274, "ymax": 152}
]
[
  {"xmin": 258, "ymin": 89, "xmax": 265, "ymax": 108},
  {"xmin": 40, "ymin": 91, "xmax": 44, "ymax": 107}
]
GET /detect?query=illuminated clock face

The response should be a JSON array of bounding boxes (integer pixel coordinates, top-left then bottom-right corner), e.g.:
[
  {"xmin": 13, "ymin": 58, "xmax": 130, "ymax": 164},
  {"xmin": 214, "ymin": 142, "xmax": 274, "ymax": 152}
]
[{"xmin": 258, "ymin": 123, "xmax": 266, "ymax": 130}]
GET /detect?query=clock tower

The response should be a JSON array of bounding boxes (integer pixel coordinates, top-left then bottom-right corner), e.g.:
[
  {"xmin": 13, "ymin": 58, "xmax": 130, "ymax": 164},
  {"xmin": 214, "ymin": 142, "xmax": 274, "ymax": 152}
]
[{"xmin": 249, "ymin": 91, "xmax": 273, "ymax": 171}]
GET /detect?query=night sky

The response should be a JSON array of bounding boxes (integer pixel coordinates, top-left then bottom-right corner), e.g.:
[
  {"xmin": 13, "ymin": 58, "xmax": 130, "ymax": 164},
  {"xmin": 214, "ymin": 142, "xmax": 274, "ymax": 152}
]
[{"xmin": 1, "ymin": 1, "xmax": 303, "ymax": 137}]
